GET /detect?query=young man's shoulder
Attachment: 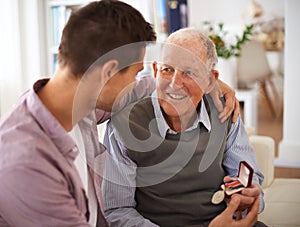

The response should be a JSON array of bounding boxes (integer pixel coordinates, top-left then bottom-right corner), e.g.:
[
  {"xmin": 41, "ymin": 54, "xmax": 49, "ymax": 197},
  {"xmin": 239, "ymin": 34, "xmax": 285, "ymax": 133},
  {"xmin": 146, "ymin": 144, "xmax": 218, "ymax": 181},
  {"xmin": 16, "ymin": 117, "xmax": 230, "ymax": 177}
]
[{"xmin": 0, "ymin": 98, "xmax": 58, "ymax": 171}]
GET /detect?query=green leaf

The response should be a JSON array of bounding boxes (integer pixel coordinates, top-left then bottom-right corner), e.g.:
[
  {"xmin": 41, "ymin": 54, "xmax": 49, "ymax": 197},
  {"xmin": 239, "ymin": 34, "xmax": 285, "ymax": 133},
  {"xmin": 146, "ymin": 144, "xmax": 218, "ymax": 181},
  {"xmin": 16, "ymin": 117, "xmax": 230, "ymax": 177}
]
[{"xmin": 203, "ymin": 21, "xmax": 253, "ymax": 58}]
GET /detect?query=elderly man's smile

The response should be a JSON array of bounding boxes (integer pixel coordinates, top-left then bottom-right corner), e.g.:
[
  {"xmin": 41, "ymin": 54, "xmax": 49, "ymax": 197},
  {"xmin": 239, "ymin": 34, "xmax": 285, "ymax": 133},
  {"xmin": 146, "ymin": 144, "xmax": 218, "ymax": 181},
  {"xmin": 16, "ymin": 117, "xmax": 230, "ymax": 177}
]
[{"xmin": 167, "ymin": 92, "xmax": 187, "ymax": 100}]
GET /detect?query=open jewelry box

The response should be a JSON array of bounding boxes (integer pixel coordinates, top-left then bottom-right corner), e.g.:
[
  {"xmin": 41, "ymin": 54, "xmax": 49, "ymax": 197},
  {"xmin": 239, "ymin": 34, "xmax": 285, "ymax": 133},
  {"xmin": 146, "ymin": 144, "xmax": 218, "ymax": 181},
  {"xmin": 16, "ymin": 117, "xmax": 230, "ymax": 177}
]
[{"xmin": 222, "ymin": 161, "xmax": 254, "ymax": 196}]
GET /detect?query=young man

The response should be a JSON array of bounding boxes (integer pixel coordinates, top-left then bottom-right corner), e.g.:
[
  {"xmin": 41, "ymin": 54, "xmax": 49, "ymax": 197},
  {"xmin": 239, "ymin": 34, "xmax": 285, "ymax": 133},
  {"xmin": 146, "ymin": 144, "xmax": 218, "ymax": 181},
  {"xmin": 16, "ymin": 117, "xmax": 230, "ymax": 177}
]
[
  {"xmin": 0, "ymin": 1, "xmax": 156, "ymax": 226},
  {"xmin": 0, "ymin": 1, "xmax": 241, "ymax": 226},
  {"xmin": 102, "ymin": 28, "xmax": 264, "ymax": 227}
]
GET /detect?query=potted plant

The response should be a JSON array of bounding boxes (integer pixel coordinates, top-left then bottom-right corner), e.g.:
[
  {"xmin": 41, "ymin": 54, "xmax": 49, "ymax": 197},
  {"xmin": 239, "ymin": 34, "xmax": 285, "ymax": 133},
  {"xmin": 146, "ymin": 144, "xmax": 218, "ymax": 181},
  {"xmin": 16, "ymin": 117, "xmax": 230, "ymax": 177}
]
[
  {"xmin": 202, "ymin": 22, "xmax": 253, "ymax": 88},
  {"xmin": 203, "ymin": 21, "xmax": 253, "ymax": 59}
]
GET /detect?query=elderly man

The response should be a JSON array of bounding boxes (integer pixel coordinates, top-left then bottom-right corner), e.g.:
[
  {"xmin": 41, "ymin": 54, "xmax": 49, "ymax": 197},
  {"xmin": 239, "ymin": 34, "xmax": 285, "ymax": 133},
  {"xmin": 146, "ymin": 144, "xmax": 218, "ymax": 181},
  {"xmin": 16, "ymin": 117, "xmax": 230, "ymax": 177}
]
[
  {"xmin": 0, "ymin": 1, "xmax": 157, "ymax": 226},
  {"xmin": 0, "ymin": 0, "xmax": 241, "ymax": 226},
  {"xmin": 102, "ymin": 28, "xmax": 264, "ymax": 227}
]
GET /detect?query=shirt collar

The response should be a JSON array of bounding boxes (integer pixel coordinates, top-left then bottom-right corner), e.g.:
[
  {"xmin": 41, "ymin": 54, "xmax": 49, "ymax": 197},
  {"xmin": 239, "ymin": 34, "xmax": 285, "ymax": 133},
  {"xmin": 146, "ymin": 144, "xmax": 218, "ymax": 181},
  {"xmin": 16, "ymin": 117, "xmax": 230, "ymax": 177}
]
[
  {"xmin": 151, "ymin": 91, "xmax": 211, "ymax": 138},
  {"xmin": 28, "ymin": 79, "xmax": 77, "ymax": 158}
]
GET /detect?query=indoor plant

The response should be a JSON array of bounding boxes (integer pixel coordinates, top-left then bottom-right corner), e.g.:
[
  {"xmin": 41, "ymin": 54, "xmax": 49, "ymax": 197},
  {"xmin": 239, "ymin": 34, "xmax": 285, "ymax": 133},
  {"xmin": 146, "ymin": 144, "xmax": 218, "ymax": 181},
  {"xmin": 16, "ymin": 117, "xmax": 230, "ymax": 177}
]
[
  {"xmin": 203, "ymin": 21, "xmax": 253, "ymax": 59},
  {"xmin": 202, "ymin": 21, "xmax": 253, "ymax": 88}
]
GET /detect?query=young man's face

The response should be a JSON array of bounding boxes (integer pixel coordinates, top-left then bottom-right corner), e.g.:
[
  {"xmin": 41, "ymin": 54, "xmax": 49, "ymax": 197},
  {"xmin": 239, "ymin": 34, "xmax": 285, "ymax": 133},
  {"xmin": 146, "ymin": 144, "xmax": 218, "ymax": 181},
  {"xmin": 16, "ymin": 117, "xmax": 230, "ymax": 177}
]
[
  {"xmin": 96, "ymin": 61, "xmax": 145, "ymax": 112},
  {"xmin": 153, "ymin": 44, "xmax": 211, "ymax": 120}
]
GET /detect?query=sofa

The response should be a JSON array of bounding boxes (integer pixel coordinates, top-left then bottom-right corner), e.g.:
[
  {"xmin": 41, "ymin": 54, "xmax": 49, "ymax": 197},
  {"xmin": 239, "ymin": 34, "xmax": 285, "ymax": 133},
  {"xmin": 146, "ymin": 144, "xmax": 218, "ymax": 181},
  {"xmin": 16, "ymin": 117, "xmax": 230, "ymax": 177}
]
[{"xmin": 250, "ymin": 135, "xmax": 300, "ymax": 227}]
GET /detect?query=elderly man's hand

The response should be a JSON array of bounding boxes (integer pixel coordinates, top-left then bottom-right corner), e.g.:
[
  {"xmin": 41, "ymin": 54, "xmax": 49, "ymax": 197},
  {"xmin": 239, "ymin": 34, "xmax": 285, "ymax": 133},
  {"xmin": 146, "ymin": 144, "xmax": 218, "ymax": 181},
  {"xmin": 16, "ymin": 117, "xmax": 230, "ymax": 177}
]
[
  {"xmin": 209, "ymin": 80, "xmax": 240, "ymax": 123},
  {"xmin": 223, "ymin": 176, "xmax": 260, "ymax": 211}
]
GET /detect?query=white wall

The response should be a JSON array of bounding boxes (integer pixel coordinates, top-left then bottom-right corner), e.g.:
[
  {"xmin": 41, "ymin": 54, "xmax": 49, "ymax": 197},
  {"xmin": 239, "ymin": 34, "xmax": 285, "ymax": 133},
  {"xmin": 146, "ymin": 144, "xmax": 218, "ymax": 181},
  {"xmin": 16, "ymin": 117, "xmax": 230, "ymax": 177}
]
[
  {"xmin": 19, "ymin": 0, "xmax": 47, "ymax": 88},
  {"xmin": 188, "ymin": 0, "xmax": 284, "ymax": 35},
  {"xmin": 277, "ymin": 0, "xmax": 300, "ymax": 167},
  {"xmin": 188, "ymin": 0, "xmax": 284, "ymax": 27},
  {"xmin": 123, "ymin": 0, "xmax": 154, "ymax": 23},
  {"xmin": 0, "ymin": 0, "xmax": 23, "ymax": 117}
]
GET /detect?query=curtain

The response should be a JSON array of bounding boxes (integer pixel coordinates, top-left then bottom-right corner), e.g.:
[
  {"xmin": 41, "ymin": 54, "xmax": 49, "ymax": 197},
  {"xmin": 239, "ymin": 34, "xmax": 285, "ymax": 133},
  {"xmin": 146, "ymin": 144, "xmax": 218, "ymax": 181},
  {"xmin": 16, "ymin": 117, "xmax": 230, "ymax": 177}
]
[{"xmin": 0, "ymin": 0, "xmax": 45, "ymax": 118}]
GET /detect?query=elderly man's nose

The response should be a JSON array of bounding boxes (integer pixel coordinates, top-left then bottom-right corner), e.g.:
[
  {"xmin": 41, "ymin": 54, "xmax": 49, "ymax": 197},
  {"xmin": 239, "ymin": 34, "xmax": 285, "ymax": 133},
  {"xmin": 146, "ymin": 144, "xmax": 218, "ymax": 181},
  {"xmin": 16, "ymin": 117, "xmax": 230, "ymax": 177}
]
[{"xmin": 170, "ymin": 70, "xmax": 184, "ymax": 88}]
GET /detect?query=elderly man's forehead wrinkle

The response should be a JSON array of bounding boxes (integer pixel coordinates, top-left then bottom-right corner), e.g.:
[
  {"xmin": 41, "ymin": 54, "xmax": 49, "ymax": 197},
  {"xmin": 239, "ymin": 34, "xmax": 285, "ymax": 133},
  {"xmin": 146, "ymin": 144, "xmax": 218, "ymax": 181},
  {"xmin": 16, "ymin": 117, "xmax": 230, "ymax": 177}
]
[
  {"xmin": 163, "ymin": 56, "xmax": 200, "ymax": 72},
  {"xmin": 162, "ymin": 43, "xmax": 207, "ymax": 65}
]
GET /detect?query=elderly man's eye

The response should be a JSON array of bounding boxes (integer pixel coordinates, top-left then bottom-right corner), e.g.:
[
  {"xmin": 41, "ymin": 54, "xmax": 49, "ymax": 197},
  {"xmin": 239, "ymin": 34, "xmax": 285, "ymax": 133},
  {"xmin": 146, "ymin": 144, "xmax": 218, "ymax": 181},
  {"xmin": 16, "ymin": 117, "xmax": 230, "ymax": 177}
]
[
  {"xmin": 160, "ymin": 66, "xmax": 174, "ymax": 73},
  {"xmin": 184, "ymin": 70, "xmax": 194, "ymax": 77}
]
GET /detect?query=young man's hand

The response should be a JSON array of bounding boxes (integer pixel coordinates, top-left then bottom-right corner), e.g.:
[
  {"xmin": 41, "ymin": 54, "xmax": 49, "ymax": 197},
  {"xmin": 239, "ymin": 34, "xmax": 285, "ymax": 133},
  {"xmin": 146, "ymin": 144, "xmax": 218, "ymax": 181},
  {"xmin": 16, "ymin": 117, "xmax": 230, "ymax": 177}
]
[
  {"xmin": 209, "ymin": 80, "xmax": 240, "ymax": 123},
  {"xmin": 209, "ymin": 196, "xmax": 259, "ymax": 227}
]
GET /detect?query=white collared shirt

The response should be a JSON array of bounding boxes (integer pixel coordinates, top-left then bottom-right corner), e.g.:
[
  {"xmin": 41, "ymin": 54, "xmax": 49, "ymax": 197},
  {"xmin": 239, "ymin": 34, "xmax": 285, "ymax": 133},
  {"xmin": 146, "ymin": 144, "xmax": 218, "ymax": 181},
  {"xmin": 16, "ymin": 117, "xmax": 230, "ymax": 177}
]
[{"xmin": 151, "ymin": 90, "xmax": 211, "ymax": 137}]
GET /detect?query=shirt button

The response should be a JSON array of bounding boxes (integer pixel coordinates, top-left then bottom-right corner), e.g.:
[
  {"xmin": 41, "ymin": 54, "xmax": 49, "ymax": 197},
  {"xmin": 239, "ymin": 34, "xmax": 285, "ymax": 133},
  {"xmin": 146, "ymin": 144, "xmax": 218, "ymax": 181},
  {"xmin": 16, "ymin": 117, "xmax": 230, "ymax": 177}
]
[{"xmin": 72, "ymin": 147, "xmax": 78, "ymax": 152}]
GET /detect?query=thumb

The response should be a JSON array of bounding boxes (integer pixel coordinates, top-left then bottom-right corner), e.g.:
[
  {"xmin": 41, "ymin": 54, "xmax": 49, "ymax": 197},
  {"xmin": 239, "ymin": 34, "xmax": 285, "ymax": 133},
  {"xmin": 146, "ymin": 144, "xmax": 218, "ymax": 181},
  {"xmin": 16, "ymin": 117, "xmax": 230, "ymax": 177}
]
[{"xmin": 224, "ymin": 197, "xmax": 240, "ymax": 215}]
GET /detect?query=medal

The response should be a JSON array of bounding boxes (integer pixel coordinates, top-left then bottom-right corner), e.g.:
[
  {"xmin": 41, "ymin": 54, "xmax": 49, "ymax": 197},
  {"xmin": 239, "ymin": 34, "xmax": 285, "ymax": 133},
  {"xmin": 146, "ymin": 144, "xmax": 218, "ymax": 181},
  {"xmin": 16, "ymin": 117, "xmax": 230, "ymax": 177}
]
[
  {"xmin": 211, "ymin": 190, "xmax": 225, "ymax": 205},
  {"xmin": 211, "ymin": 161, "xmax": 254, "ymax": 205}
]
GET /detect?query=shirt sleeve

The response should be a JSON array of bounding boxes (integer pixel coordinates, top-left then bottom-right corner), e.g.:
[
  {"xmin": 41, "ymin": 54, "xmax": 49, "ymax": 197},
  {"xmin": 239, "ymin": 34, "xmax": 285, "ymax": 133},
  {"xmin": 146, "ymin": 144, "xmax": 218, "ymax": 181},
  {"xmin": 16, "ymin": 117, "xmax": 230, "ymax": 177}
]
[
  {"xmin": 0, "ymin": 165, "xmax": 90, "ymax": 227},
  {"xmin": 96, "ymin": 75, "xmax": 155, "ymax": 124},
  {"xmin": 222, "ymin": 116, "xmax": 265, "ymax": 213},
  {"xmin": 101, "ymin": 122, "xmax": 159, "ymax": 227}
]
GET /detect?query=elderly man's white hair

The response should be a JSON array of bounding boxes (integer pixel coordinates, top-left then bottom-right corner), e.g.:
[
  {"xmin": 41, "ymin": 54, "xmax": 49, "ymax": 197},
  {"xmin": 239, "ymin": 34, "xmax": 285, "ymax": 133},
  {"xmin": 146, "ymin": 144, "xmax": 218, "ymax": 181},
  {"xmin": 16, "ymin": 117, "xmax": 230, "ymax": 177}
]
[{"xmin": 166, "ymin": 27, "xmax": 218, "ymax": 70}]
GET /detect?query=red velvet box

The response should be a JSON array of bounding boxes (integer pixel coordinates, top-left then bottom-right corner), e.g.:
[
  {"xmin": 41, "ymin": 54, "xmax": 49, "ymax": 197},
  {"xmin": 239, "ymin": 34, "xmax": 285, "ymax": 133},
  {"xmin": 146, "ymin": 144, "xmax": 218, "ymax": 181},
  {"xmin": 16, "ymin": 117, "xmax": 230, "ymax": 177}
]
[{"xmin": 223, "ymin": 161, "xmax": 254, "ymax": 196}]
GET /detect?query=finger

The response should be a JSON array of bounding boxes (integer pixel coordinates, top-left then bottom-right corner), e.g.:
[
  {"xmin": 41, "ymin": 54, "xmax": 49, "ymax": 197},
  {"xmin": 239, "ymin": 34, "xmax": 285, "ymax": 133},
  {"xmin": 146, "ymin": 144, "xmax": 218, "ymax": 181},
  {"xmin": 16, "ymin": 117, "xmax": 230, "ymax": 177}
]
[
  {"xmin": 231, "ymin": 99, "xmax": 240, "ymax": 123},
  {"xmin": 224, "ymin": 93, "xmax": 235, "ymax": 112},
  {"xmin": 239, "ymin": 211, "xmax": 258, "ymax": 227},
  {"xmin": 236, "ymin": 210, "xmax": 243, "ymax": 221},
  {"xmin": 238, "ymin": 195, "xmax": 256, "ymax": 206},
  {"xmin": 209, "ymin": 83, "xmax": 224, "ymax": 113},
  {"xmin": 219, "ymin": 98, "xmax": 234, "ymax": 122},
  {"xmin": 218, "ymin": 107, "xmax": 227, "ymax": 121},
  {"xmin": 223, "ymin": 175, "xmax": 236, "ymax": 182},
  {"xmin": 214, "ymin": 97, "xmax": 224, "ymax": 113},
  {"xmin": 240, "ymin": 198, "xmax": 259, "ymax": 226},
  {"xmin": 220, "ymin": 108, "xmax": 233, "ymax": 123},
  {"xmin": 224, "ymin": 197, "xmax": 241, "ymax": 216},
  {"xmin": 230, "ymin": 193, "xmax": 256, "ymax": 211},
  {"xmin": 211, "ymin": 90, "xmax": 224, "ymax": 113},
  {"xmin": 247, "ymin": 197, "xmax": 260, "ymax": 214},
  {"xmin": 220, "ymin": 112, "xmax": 230, "ymax": 123},
  {"xmin": 241, "ymin": 184, "xmax": 260, "ymax": 197}
]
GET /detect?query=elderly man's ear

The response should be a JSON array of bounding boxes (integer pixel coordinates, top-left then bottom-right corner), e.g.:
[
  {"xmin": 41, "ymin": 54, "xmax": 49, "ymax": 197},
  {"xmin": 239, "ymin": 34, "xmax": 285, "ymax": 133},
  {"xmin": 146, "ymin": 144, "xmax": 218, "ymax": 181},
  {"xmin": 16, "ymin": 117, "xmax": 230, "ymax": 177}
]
[
  {"xmin": 205, "ymin": 69, "xmax": 219, "ymax": 94},
  {"xmin": 212, "ymin": 69, "xmax": 219, "ymax": 80},
  {"xmin": 152, "ymin": 61, "xmax": 158, "ymax": 78}
]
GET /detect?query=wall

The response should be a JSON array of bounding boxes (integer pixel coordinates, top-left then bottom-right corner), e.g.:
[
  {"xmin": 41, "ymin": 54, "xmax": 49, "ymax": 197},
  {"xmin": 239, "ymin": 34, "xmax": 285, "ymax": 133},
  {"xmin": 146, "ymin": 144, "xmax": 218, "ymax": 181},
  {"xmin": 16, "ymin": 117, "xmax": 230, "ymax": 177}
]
[
  {"xmin": 277, "ymin": 0, "xmax": 300, "ymax": 167},
  {"xmin": 188, "ymin": 0, "xmax": 284, "ymax": 29},
  {"xmin": 0, "ymin": 0, "xmax": 45, "ymax": 118},
  {"xmin": 0, "ymin": 0, "xmax": 22, "ymax": 117}
]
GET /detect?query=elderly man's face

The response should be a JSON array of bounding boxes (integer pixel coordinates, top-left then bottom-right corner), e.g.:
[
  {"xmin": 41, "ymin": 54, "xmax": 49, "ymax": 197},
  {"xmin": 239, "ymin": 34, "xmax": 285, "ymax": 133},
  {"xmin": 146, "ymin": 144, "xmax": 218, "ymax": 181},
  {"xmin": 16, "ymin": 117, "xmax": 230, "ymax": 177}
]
[{"xmin": 153, "ymin": 44, "xmax": 212, "ymax": 120}]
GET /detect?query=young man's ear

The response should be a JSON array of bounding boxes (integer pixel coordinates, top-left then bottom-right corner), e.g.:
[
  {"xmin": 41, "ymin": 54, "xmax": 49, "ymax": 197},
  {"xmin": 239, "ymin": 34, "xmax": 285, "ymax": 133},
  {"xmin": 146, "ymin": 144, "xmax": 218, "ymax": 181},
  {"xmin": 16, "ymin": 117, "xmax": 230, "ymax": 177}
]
[
  {"xmin": 102, "ymin": 60, "xmax": 119, "ymax": 80},
  {"xmin": 205, "ymin": 69, "xmax": 218, "ymax": 94},
  {"xmin": 81, "ymin": 60, "xmax": 119, "ymax": 87}
]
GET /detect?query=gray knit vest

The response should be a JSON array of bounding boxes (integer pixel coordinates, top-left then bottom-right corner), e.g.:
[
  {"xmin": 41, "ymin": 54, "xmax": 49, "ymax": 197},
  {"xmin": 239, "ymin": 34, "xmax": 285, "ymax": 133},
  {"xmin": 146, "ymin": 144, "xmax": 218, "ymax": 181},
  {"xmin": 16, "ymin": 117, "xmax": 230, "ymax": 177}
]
[{"xmin": 111, "ymin": 95, "xmax": 232, "ymax": 227}]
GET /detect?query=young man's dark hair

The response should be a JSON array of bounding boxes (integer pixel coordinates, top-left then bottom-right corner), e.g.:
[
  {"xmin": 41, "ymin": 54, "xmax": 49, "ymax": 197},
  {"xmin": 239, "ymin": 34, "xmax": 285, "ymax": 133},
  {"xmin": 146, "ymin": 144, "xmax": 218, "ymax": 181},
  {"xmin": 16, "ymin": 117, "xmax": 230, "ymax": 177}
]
[
  {"xmin": 58, "ymin": 0, "xmax": 157, "ymax": 76},
  {"xmin": 0, "ymin": 1, "xmax": 157, "ymax": 226}
]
